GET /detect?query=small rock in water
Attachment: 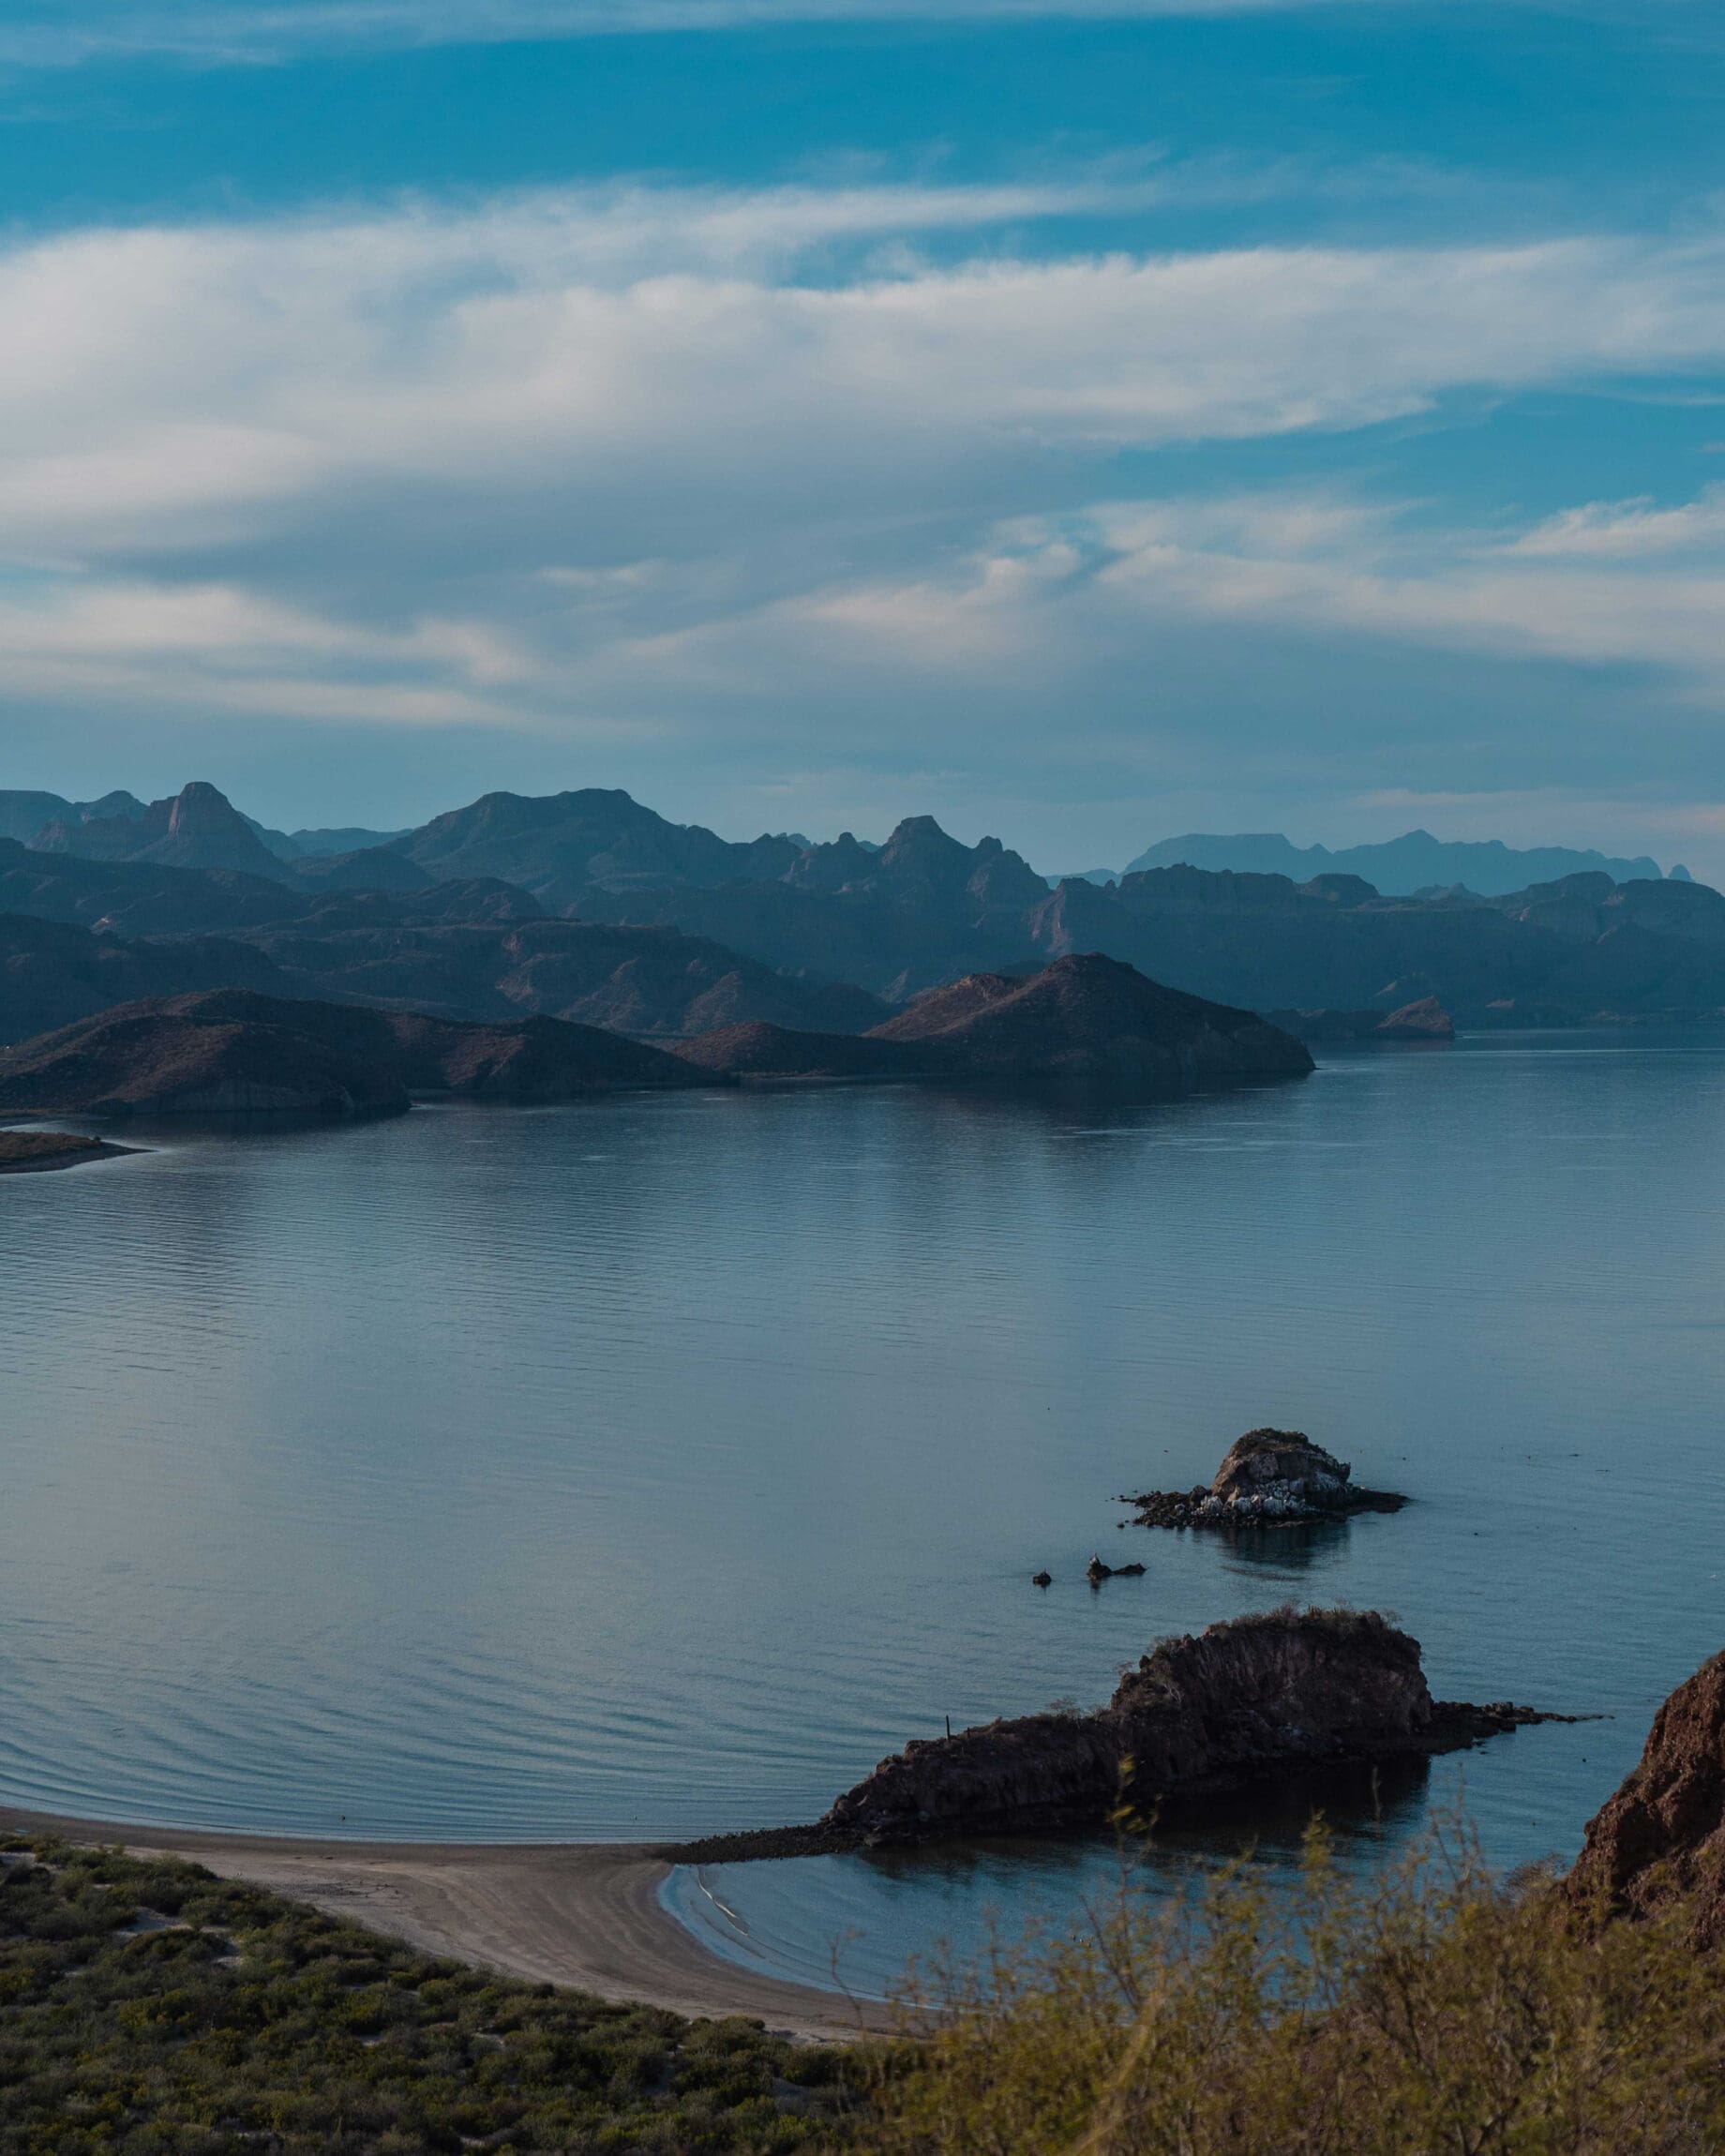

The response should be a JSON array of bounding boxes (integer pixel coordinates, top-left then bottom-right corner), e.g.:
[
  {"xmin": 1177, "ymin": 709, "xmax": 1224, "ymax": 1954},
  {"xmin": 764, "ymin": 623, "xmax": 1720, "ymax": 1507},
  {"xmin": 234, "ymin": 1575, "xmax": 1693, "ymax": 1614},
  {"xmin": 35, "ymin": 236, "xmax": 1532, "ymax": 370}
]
[
  {"xmin": 1120, "ymin": 1428, "xmax": 1407, "ymax": 1531},
  {"xmin": 1031, "ymin": 1570, "xmax": 1052, "ymax": 1587}
]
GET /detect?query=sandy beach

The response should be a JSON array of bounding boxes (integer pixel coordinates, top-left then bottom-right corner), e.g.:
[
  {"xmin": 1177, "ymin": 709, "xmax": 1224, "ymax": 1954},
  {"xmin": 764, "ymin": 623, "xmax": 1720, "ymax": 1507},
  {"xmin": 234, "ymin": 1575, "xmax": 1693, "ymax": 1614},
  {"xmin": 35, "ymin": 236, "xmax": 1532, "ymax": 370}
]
[{"xmin": 0, "ymin": 1804, "xmax": 891, "ymax": 2040}]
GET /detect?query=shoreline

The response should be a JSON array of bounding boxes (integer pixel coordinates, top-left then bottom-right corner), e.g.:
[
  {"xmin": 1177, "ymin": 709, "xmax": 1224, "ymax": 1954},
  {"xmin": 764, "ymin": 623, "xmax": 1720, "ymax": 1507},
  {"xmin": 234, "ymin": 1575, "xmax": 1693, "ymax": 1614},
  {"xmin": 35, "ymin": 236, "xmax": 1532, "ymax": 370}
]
[
  {"xmin": 0, "ymin": 1804, "xmax": 891, "ymax": 2040},
  {"xmin": 0, "ymin": 1131, "xmax": 141, "ymax": 1173}
]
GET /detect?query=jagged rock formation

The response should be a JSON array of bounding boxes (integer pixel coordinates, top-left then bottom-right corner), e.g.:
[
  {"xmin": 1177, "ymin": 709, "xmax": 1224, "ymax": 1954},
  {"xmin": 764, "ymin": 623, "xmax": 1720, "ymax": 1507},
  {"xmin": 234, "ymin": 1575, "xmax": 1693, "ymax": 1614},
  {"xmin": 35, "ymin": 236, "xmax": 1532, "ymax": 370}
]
[
  {"xmin": 1566, "ymin": 1651, "xmax": 1725, "ymax": 1943},
  {"xmin": 0, "ymin": 989, "xmax": 716, "ymax": 1117},
  {"xmin": 677, "ymin": 954, "xmax": 1312, "ymax": 1094},
  {"xmin": 579, "ymin": 832, "xmax": 1725, "ymax": 1020},
  {"xmin": 32, "ymin": 782, "xmax": 292, "ymax": 883},
  {"xmin": 821, "ymin": 1609, "xmax": 1539, "ymax": 1846},
  {"xmin": 1122, "ymin": 1430, "xmax": 1406, "ymax": 1529}
]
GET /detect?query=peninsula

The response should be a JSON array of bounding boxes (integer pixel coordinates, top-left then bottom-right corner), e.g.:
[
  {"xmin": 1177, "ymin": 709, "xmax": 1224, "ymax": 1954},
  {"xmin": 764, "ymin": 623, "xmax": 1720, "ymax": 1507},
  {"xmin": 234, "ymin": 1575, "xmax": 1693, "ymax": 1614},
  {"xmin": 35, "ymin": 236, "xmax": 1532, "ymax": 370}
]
[
  {"xmin": 0, "ymin": 1128, "xmax": 135, "ymax": 1172},
  {"xmin": 676, "ymin": 951, "xmax": 1313, "ymax": 1093}
]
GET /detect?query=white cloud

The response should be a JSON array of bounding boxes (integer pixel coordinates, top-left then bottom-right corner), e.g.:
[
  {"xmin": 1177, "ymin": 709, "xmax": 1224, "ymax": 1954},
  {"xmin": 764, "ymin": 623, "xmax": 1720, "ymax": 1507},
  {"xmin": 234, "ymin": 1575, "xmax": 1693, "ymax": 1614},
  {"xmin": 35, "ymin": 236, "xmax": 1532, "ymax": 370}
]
[
  {"xmin": 0, "ymin": 0, "xmax": 1424, "ymax": 70},
  {"xmin": 3, "ymin": 192, "xmax": 1725, "ymax": 572},
  {"xmin": 2, "ymin": 180, "xmax": 1725, "ymax": 867},
  {"xmin": 1498, "ymin": 487, "xmax": 1725, "ymax": 559}
]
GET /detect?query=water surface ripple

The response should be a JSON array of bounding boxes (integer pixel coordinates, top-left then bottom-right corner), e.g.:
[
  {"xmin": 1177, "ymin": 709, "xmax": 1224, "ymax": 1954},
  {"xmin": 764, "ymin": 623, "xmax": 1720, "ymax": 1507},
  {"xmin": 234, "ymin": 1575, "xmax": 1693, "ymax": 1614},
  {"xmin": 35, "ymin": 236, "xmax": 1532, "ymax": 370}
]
[{"xmin": 5, "ymin": 1034, "xmax": 1724, "ymax": 1984}]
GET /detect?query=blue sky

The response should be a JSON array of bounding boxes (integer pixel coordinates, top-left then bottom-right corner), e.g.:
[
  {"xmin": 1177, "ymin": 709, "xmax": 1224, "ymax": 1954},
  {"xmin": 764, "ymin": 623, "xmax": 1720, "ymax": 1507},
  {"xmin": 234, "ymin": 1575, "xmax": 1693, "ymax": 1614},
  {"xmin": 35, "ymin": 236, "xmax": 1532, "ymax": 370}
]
[{"xmin": 3, "ymin": 1, "xmax": 1724, "ymax": 875}]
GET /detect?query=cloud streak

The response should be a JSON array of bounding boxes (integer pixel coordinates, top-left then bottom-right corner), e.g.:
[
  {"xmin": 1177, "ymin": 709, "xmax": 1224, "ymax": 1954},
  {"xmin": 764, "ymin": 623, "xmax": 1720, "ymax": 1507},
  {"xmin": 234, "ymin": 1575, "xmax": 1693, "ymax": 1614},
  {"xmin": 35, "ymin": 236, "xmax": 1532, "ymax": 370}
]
[
  {"xmin": 0, "ymin": 0, "xmax": 1427, "ymax": 71},
  {"xmin": 2, "ymin": 177, "xmax": 1724, "ymax": 864}
]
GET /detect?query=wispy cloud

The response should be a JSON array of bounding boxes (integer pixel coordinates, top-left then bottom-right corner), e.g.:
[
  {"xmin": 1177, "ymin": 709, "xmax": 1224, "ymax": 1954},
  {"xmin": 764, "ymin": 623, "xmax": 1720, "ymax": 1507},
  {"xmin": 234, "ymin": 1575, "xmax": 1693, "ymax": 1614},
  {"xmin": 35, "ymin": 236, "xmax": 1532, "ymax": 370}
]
[
  {"xmin": 0, "ymin": 0, "xmax": 1420, "ymax": 71},
  {"xmin": 1497, "ymin": 487, "xmax": 1725, "ymax": 559},
  {"xmin": 2, "ymin": 178, "xmax": 1724, "ymax": 864}
]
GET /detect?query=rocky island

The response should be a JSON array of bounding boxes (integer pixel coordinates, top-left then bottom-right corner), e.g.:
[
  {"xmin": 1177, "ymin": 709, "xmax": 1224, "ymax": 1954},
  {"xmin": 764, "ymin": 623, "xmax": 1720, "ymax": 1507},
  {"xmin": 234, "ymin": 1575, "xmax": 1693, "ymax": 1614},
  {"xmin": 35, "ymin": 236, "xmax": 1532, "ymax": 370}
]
[
  {"xmin": 1122, "ymin": 1428, "xmax": 1407, "ymax": 1529},
  {"xmin": 670, "ymin": 1607, "xmax": 1554, "ymax": 1860},
  {"xmin": 820, "ymin": 1608, "xmax": 1549, "ymax": 1847}
]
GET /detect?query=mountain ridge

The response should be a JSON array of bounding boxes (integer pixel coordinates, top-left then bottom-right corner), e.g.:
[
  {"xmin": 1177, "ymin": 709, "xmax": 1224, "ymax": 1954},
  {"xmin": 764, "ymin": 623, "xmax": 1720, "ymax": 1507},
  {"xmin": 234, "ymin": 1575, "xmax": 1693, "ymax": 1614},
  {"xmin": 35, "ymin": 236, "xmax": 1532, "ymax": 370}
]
[{"xmin": 1124, "ymin": 827, "xmax": 1669, "ymax": 894}]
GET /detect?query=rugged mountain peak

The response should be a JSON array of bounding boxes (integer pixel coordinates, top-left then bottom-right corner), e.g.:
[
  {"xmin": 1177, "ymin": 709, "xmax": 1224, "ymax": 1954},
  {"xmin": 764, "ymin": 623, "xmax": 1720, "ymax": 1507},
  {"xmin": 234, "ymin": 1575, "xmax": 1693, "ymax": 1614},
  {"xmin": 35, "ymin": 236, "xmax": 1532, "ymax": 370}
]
[
  {"xmin": 32, "ymin": 781, "xmax": 292, "ymax": 882},
  {"xmin": 875, "ymin": 814, "xmax": 977, "ymax": 879},
  {"xmin": 395, "ymin": 786, "xmax": 801, "ymax": 907}
]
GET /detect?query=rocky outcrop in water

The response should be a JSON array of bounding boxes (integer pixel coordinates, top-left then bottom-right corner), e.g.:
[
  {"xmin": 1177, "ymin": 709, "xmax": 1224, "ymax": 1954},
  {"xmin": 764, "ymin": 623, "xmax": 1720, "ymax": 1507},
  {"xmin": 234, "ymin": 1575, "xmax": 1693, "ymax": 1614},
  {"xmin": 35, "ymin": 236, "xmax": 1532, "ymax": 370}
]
[
  {"xmin": 1122, "ymin": 1429, "xmax": 1407, "ymax": 1529},
  {"xmin": 819, "ymin": 1608, "xmax": 1542, "ymax": 1846},
  {"xmin": 1566, "ymin": 1650, "xmax": 1725, "ymax": 1943}
]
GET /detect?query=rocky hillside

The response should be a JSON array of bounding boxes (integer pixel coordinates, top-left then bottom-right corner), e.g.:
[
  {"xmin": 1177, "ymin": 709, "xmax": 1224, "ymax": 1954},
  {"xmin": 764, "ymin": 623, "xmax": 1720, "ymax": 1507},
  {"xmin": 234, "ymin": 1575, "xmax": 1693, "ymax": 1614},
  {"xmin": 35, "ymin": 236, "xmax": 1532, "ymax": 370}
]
[
  {"xmin": 873, "ymin": 951, "xmax": 1312, "ymax": 1084},
  {"xmin": 0, "ymin": 990, "xmax": 713, "ymax": 1117},
  {"xmin": 679, "ymin": 953, "xmax": 1312, "ymax": 1092},
  {"xmin": 31, "ymin": 782, "xmax": 294, "ymax": 882},
  {"xmin": 573, "ymin": 823, "xmax": 1725, "ymax": 1020},
  {"xmin": 1566, "ymin": 1649, "xmax": 1725, "ymax": 1944},
  {"xmin": 0, "ymin": 901, "xmax": 885, "ymax": 1047}
]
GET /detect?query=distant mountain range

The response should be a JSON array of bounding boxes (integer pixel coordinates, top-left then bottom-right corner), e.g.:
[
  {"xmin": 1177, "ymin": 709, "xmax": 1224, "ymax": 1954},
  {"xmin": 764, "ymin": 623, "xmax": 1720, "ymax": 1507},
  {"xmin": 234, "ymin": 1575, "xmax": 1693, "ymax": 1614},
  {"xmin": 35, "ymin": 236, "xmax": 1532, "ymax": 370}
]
[
  {"xmin": 3, "ymin": 779, "xmax": 1723, "ymax": 1048},
  {"xmin": 1, "ymin": 782, "xmax": 403, "ymax": 865},
  {"xmin": 1118, "ymin": 830, "xmax": 1682, "ymax": 895}
]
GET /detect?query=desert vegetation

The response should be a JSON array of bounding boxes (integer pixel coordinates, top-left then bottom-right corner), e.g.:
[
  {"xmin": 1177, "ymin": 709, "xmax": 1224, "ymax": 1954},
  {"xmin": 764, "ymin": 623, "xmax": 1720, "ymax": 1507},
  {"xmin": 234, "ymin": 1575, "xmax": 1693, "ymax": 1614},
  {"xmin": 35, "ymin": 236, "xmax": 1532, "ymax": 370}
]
[
  {"xmin": 0, "ymin": 1838, "xmax": 852, "ymax": 2154},
  {"xmin": 10, "ymin": 1809, "xmax": 1725, "ymax": 2152},
  {"xmin": 860, "ymin": 1817, "xmax": 1725, "ymax": 2155}
]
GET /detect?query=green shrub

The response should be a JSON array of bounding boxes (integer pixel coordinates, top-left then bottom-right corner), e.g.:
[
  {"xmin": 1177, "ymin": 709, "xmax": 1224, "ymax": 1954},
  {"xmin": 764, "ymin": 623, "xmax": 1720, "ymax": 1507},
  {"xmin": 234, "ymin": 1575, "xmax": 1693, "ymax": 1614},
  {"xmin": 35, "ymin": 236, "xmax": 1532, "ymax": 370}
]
[
  {"xmin": 0, "ymin": 1840, "xmax": 858, "ymax": 2154},
  {"xmin": 860, "ymin": 1817, "xmax": 1725, "ymax": 2156}
]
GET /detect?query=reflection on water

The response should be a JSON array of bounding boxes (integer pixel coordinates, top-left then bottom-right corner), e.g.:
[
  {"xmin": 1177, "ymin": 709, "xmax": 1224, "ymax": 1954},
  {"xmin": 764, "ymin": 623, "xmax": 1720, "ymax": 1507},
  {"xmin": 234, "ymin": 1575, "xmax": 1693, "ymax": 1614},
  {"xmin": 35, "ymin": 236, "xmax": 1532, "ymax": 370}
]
[
  {"xmin": 4, "ymin": 1029, "xmax": 1725, "ymax": 1989},
  {"xmin": 1216, "ymin": 1517, "xmax": 1357, "ymax": 1574},
  {"xmin": 666, "ymin": 1754, "xmax": 1446, "ymax": 2000}
]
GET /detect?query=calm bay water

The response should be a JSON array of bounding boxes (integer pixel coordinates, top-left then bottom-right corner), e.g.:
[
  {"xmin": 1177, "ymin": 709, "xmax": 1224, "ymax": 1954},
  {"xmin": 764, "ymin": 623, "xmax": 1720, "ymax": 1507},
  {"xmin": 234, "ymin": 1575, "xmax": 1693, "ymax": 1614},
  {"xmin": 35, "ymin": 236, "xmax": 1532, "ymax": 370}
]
[{"xmin": 5, "ymin": 1032, "xmax": 1725, "ymax": 1994}]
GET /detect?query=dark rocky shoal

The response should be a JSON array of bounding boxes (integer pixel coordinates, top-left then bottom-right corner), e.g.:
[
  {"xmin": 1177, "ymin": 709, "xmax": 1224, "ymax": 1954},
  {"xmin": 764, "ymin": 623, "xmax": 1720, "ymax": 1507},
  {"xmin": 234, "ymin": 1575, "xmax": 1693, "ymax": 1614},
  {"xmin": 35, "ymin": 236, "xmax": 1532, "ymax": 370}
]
[{"xmin": 659, "ymin": 1610, "xmax": 1579, "ymax": 1863}]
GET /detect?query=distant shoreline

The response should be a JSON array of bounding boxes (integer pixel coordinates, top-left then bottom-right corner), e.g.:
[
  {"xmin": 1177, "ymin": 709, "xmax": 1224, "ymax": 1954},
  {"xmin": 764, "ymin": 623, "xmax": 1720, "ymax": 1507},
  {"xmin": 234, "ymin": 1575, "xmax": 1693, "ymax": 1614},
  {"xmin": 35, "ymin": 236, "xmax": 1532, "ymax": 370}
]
[{"xmin": 0, "ymin": 1804, "xmax": 885, "ymax": 2039}]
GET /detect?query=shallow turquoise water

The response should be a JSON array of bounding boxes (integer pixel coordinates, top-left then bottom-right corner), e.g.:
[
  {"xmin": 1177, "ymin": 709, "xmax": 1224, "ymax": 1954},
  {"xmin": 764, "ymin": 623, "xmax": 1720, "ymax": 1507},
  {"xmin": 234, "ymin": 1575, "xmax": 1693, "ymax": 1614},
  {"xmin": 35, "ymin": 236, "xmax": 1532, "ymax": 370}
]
[{"xmin": 5, "ymin": 1031, "xmax": 1725, "ymax": 1991}]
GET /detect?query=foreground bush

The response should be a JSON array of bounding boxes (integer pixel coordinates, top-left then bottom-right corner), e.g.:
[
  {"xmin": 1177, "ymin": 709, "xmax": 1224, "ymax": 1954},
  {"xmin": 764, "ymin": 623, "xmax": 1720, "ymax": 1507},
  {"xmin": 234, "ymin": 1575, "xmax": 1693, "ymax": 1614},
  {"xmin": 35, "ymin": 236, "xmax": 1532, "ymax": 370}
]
[
  {"xmin": 0, "ymin": 1837, "xmax": 854, "ymax": 2154},
  {"xmin": 862, "ymin": 1819, "xmax": 1725, "ymax": 2155}
]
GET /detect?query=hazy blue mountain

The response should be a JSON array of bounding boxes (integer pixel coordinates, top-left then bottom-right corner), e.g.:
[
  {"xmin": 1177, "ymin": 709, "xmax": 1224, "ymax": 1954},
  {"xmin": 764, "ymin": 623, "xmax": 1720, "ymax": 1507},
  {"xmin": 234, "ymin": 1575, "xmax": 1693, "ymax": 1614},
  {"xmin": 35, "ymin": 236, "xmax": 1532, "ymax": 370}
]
[
  {"xmin": 266, "ymin": 824, "xmax": 411, "ymax": 859},
  {"xmin": 392, "ymin": 786, "xmax": 804, "ymax": 910},
  {"xmin": 0, "ymin": 788, "xmax": 146, "ymax": 845},
  {"xmin": 32, "ymin": 781, "xmax": 295, "ymax": 882},
  {"xmin": 1125, "ymin": 829, "xmax": 1666, "ymax": 895}
]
